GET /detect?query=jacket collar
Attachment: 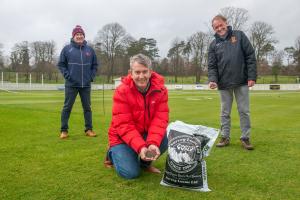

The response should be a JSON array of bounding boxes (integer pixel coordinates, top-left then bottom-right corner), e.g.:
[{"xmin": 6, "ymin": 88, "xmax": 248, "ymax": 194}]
[
  {"xmin": 136, "ymin": 81, "xmax": 151, "ymax": 94},
  {"xmin": 214, "ymin": 26, "xmax": 233, "ymax": 43},
  {"xmin": 70, "ymin": 38, "xmax": 87, "ymax": 48}
]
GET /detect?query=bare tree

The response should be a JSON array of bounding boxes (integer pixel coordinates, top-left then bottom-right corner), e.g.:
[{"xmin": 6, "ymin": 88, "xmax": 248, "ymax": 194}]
[
  {"xmin": 182, "ymin": 41, "xmax": 192, "ymax": 76},
  {"xmin": 95, "ymin": 22, "xmax": 131, "ymax": 82},
  {"xmin": 167, "ymin": 38, "xmax": 185, "ymax": 83},
  {"xmin": 10, "ymin": 41, "xmax": 30, "ymax": 72},
  {"xmin": 220, "ymin": 7, "xmax": 249, "ymax": 31},
  {"xmin": 31, "ymin": 40, "xmax": 57, "ymax": 81},
  {"xmin": 0, "ymin": 43, "xmax": 4, "ymax": 69},
  {"xmin": 8, "ymin": 41, "xmax": 31, "ymax": 82},
  {"xmin": 188, "ymin": 31, "xmax": 209, "ymax": 83},
  {"xmin": 157, "ymin": 58, "xmax": 169, "ymax": 76},
  {"xmin": 294, "ymin": 36, "xmax": 300, "ymax": 75},
  {"xmin": 249, "ymin": 21, "xmax": 277, "ymax": 64},
  {"xmin": 31, "ymin": 41, "xmax": 56, "ymax": 65},
  {"xmin": 271, "ymin": 50, "xmax": 284, "ymax": 83}
]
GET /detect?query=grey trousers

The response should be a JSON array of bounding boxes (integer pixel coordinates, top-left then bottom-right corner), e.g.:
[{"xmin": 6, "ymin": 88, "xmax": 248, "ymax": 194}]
[{"xmin": 219, "ymin": 85, "xmax": 251, "ymax": 139}]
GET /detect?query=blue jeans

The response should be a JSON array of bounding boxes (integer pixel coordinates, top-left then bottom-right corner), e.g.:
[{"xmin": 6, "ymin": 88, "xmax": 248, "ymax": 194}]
[
  {"xmin": 61, "ymin": 87, "xmax": 92, "ymax": 132},
  {"xmin": 108, "ymin": 134, "xmax": 168, "ymax": 179}
]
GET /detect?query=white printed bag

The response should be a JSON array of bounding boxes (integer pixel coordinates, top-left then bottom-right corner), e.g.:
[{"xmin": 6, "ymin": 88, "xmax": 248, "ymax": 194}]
[{"xmin": 160, "ymin": 121, "xmax": 219, "ymax": 192}]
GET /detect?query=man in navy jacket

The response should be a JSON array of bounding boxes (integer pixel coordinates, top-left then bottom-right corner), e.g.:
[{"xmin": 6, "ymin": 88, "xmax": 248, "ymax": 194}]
[
  {"xmin": 208, "ymin": 15, "xmax": 257, "ymax": 150},
  {"xmin": 57, "ymin": 25, "xmax": 98, "ymax": 139}
]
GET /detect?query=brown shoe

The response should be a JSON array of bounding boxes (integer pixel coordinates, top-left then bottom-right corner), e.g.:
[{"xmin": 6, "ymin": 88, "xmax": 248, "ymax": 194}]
[
  {"xmin": 85, "ymin": 130, "xmax": 97, "ymax": 137},
  {"xmin": 104, "ymin": 155, "xmax": 113, "ymax": 168},
  {"xmin": 144, "ymin": 166, "xmax": 161, "ymax": 174},
  {"xmin": 60, "ymin": 131, "xmax": 68, "ymax": 139},
  {"xmin": 240, "ymin": 138, "xmax": 254, "ymax": 150},
  {"xmin": 216, "ymin": 137, "xmax": 230, "ymax": 147}
]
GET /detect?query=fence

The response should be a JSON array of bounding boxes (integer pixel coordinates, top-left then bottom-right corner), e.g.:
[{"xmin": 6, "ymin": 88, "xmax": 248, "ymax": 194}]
[
  {"xmin": 1, "ymin": 82, "xmax": 299, "ymax": 91},
  {"xmin": 1, "ymin": 72, "xmax": 65, "ymax": 85},
  {"xmin": 1, "ymin": 72, "xmax": 300, "ymax": 87},
  {"xmin": 0, "ymin": 71, "xmax": 121, "ymax": 84}
]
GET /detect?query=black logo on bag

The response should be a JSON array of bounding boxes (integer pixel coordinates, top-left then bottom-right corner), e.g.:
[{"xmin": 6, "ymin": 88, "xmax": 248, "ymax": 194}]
[{"xmin": 168, "ymin": 135, "xmax": 202, "ymax": 173}]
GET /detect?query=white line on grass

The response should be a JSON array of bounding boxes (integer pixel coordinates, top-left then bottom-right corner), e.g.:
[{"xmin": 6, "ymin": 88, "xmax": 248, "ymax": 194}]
[
  {"xmin": 186, "ymin": 97, "xmax": 213, "ymax": 101},
  {"xmin": 0, "ymin": 100, "xmax": 62, "ymax": 105},
  {"xmin": 0, "ymin": 88, "xmax": 21, "ymax": 94},
  {"xmin": 250, "ymin": 91, "xmax": 300, "ymax": 95}
]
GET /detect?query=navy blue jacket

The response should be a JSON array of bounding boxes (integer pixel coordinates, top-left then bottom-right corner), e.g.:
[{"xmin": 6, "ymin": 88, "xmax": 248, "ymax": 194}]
[
  {"xmin": 58, "ymin": 39, "xmax": 98, "ymax": 87},
  {"xmin": 208, "ymin": 26, "xmax": 257, "ymax": 90}
]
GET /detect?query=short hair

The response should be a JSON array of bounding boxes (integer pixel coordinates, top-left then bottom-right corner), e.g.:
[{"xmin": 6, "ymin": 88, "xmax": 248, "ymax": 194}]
[
  {"xmin": 129, "ymin": 54, "xmax": 152, "ymax": 70},
  {"xmin": 211, "ymin": 14, "xmax": 227, "ymax": 26}
]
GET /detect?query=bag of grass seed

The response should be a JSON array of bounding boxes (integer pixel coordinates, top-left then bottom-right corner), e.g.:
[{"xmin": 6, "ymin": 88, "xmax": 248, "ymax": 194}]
[{"xmin": 160, "ymin": 121, "xmax": 219, "ymax": 192}]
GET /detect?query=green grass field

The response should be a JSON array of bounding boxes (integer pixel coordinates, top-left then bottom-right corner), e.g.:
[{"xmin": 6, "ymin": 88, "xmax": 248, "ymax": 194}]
[{"xmin": 0, "ymin": 90, "xmax": 299, "ymax": 200}]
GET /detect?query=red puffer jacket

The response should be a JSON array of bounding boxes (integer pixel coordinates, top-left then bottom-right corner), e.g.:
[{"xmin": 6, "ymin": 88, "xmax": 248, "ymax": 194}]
[{"xmin": 108, "ymin": 72, "xmax": 169, "ymax": 153}]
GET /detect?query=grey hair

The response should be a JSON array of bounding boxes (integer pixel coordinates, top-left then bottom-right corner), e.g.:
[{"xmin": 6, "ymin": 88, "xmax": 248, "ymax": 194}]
[
  {"xmin": 211, "ymin": 14, "xmax": 227, "ymax": 26},
  {"xmin": 129, "ymin": 54, "xmax": 152, "ymax": 70}
]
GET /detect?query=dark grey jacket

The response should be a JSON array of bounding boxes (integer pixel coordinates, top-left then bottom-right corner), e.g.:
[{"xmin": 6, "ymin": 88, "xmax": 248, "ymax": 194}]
[{"xmin": 208, "ymin": 26, "xmax": 256, "ymax": 90}]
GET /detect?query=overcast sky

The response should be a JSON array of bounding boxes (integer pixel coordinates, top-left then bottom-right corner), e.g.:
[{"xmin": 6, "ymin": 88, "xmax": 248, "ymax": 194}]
[{"xmin": 1, "ymin": 0, "xmax": 299, "ymax": 58}]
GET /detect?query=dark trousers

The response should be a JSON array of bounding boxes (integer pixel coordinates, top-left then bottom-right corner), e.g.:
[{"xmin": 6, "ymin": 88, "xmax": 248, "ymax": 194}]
[{"xmin": 61, "ymin": 87, "xmax": 92, "ymax": 132}]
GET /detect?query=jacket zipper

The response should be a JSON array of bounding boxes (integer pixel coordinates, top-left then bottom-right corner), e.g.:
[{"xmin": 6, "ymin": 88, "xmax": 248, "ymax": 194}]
[
  {"xmin": 143, "ymin": 95, "xmax": 147, "ymax": 133},
  {"xmin": 143, "ymin": 89, "xmax": 161, "ymax": 133},
  {"xmin": 80, "ymin": 46, "xmax": 83, "ymax": 88}
]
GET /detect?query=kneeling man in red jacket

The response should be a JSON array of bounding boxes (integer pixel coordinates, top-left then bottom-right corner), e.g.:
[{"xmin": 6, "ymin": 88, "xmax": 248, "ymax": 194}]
[{"xmin": 106, "ymin": 53, "xmax": 169, "ymax": 179}]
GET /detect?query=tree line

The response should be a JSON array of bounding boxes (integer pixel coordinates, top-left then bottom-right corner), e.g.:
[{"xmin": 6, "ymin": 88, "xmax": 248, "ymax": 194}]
[{"xmin": 0, "ymin": 7, "xmax": 300, "ymax": 83}]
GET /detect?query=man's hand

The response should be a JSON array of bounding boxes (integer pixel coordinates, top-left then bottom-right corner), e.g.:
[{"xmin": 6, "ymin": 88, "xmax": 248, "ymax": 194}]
[
  {"xmin": 139, "ymin": 147, "xmax": 153, "ymax": 161},
  {"xmin": 208, "ymin": 81, "xmax": 218, "ymax": 89},
  {"xmin": 248, "ymin": 80, "xmax": 255, "ymax": 87},
  {"xmin": 147, "ymin": 145, "xmax": 160, "ymax": 161}
]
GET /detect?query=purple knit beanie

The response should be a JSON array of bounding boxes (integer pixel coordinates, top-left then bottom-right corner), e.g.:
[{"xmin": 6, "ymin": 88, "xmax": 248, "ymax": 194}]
[{"xmin": 72, "ymin": 25, "xmax": 85, "ymax": 38}]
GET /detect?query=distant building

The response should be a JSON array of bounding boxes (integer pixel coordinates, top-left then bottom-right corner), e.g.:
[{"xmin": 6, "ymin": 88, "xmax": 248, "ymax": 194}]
[{"xmin": 114, "ymin": 77, "xmax": 122, "ymax": 89}]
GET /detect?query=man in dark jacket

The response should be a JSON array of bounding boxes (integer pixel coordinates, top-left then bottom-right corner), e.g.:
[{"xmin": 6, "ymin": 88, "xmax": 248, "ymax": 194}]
[
  {"xmin": 57, "ymin": 25, "xmax": 98, "ymax": 139},
  {"xmin": 208, "ymin": 15, "xmax": 257, "ymax": 150},
  {"xmin": 105, "ymin": 54, "xmax": 169, "ymax": 179}
]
